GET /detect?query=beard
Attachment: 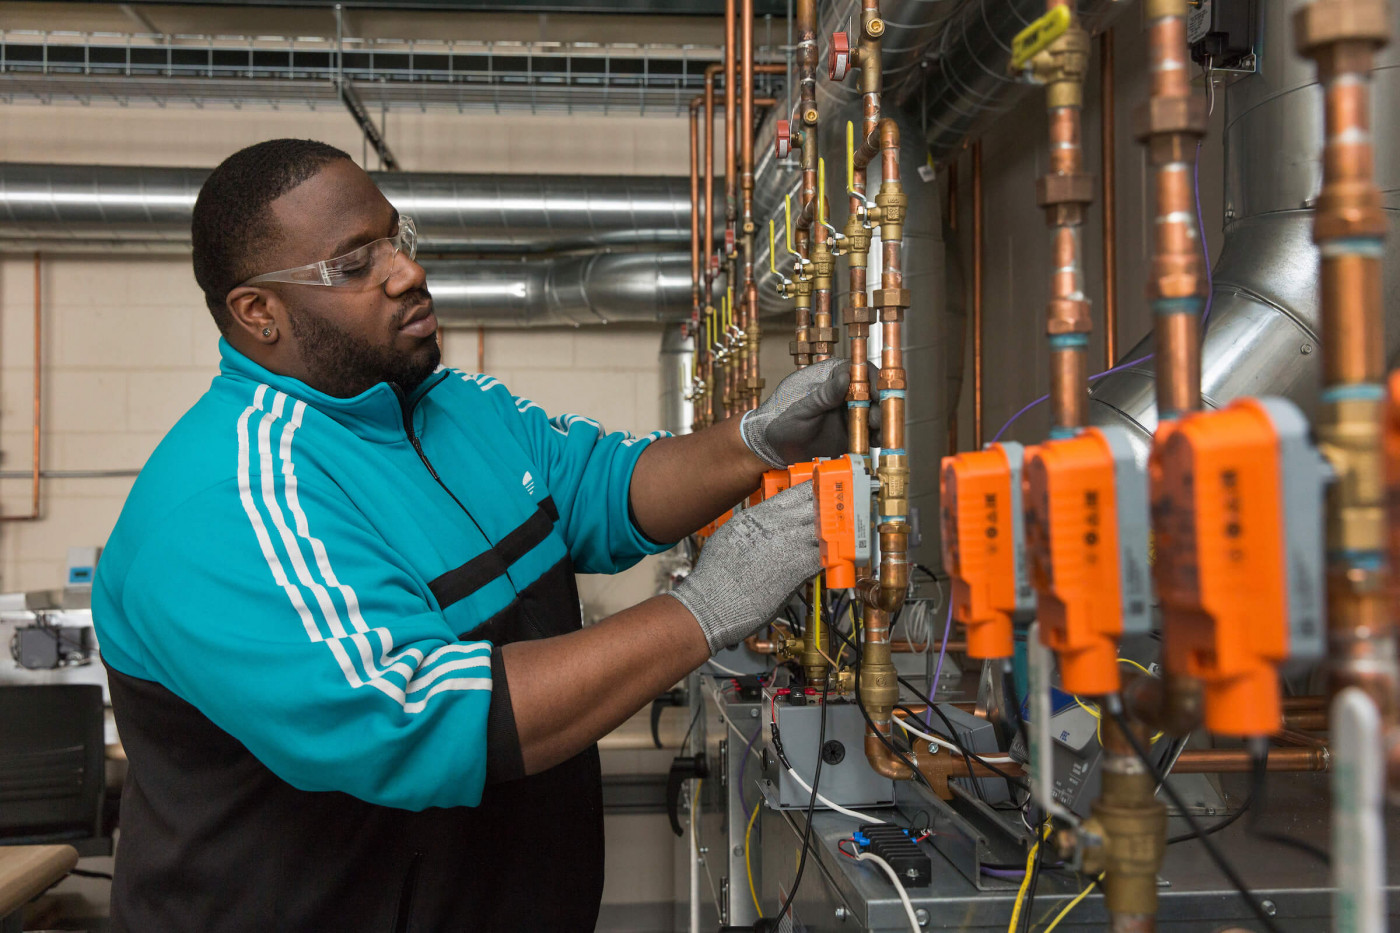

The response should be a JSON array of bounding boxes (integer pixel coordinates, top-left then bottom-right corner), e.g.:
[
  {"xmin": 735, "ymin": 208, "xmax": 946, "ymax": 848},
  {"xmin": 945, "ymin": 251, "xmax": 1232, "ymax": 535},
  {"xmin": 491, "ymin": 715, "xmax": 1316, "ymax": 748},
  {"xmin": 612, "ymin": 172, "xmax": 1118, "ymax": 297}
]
[{"xmin": 287, "ymin": 288, "xmax": 441, "ymax": 398}]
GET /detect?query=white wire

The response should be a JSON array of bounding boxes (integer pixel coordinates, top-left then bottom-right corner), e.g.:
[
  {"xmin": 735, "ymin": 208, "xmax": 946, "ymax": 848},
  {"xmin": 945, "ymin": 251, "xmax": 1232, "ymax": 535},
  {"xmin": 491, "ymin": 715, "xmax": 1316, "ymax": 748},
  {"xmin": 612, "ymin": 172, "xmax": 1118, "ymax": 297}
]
[
  {"xmin": 892, "ymin": 715, "xmax": 1016, "ymax": 764},
  {"xmin": 782, "ymin": 761, "xmax": 888, "ymax": 825},
  {"xmin": 704, "ymin": 657, "xmax": 747, "ymax": 677},
  {"xmin": 854, "ymin": 851, "xmax": 921, "ymax": 932}
]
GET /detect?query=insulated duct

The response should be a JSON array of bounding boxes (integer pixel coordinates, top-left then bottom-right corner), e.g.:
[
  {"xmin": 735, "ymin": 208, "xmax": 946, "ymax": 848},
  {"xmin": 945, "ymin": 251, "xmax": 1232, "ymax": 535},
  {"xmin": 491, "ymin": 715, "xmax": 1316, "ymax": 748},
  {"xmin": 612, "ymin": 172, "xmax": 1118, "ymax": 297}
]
[
  {"xmin": 422, "ymin": 252, "xmax": 691, "ymax": 326},
  {"xmin": 918, "ymin": 0, "xmax": 1124, "ymax": 160},
  {"xmin": 659, "ymin": 323, "xmax": 695, "ymax": 436},
  {"xmin": 0, "ymin": 162, "xmax": 714, "ymax": 253},
  {"xmin": 1087, "ymin": 0, "xmax": 1400, "ymax": 453}
]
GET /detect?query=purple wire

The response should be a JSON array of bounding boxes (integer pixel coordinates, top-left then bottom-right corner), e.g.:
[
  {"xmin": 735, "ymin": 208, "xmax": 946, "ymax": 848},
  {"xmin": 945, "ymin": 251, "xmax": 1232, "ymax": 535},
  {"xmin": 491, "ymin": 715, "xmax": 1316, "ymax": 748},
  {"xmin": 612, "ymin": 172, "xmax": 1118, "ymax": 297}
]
[
  {"xmin": 987, "ymin": 140, "xmax": 1214, "ymax": 445},
  {"xmin": 926, "ymin": 602, "xmax": 953, "ymax": 728},
  {"xmin": 989, "ymin": 354, "xmax": 1155, "ymax": 443},
  {"xmin": 981, "ymin": 867, "xmax": 1027, "ymax": 880},
  {"xmin": 1193, "ymin": 139, "xmax": 1215, "ymax": 330}
]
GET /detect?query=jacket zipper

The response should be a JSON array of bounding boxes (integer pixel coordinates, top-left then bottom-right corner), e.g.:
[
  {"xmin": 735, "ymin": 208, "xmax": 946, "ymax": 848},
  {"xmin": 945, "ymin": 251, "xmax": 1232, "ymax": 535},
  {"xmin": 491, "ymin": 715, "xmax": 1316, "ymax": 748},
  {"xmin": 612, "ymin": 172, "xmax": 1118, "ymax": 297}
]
[{"xmin": 394, "ymin": 384, "xmax": 500, "ymax": 564}]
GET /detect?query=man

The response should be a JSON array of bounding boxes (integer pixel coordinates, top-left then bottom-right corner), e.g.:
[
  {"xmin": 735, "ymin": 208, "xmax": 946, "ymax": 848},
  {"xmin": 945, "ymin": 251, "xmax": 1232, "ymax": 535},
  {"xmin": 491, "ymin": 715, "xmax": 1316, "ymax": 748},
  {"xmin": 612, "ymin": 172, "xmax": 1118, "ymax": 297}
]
[{"xmin": 93, "ymin": 139, "xmax": 856, "ymax": 932}]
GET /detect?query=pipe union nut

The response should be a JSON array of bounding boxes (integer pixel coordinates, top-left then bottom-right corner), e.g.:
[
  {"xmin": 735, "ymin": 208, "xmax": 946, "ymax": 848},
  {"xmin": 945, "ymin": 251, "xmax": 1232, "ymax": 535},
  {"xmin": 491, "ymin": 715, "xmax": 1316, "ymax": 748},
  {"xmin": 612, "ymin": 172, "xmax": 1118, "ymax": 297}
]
[
  {"xmin": 872, "ymin": 288, "xmax": 912, "ymax": 309},
  {"xmin": 1036, "ymin": 173, "xmax": 1094, "ymax": 208},
  {"xmin": 1149, "ymin": 257, "xmax": 1207, "ymax": 301},
  {"xmin": 1132, "ymin": 96, "xmax": 1208, "ymax": 142},
  {"xmin": 1314, "ymin": 185, "xmax": 1389, "ymax": 239},
  {"xmin": 842, "ymin": 305, "xmax": 876, "ymax": 325},
  {"xmin": 789, "ymin": 339, "xmax": 812, "ymax": 356},
  {"xmin": 1294, "ymin": 0, "xmax": 1392, "ymax": 54},
  {"xmin": 1045, "ymin": 298, "xmax": 1093, "ymax": 334},
  {"xmin": 810, "ymin": 327, "xmax": 839, "ymax": 343},
  {"xmin": 746, "ymin": 376, "xmax": 766, "ymax": 390}
]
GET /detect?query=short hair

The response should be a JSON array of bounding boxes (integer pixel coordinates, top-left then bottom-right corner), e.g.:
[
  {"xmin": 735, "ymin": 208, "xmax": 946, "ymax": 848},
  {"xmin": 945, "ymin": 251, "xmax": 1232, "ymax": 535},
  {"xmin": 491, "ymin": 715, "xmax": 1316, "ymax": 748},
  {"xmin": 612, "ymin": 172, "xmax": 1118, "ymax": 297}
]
[{"xmin": 191, "ymin": 138, "xmax": 353, "ymax": 331}]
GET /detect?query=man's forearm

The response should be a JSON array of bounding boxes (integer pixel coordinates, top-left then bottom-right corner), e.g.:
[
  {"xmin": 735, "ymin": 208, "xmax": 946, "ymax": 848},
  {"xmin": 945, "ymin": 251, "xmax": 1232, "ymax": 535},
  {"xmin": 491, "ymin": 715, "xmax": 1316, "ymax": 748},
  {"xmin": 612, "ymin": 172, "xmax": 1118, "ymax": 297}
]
[
  {"xmin": 628, "ymin": 415, "xmax": 769, "ymax": 543},
  {"xmin": 501, "ymin": 595, "xmax": 709, "ymax": 775}
]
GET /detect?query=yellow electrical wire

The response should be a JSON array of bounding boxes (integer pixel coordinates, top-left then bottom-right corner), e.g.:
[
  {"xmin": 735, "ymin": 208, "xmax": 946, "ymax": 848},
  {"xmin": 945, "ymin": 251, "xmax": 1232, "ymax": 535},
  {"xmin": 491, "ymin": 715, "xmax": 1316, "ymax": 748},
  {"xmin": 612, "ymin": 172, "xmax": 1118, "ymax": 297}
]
[
  {"xmin": 1040, "ymin": 874, "xmax": 1101, "ymax": 933},
  {"xmin": 745, "ymin": 802, "xmax": 763, "ymax": 918},
  {"xmin": 1071, "ymin": 659, "xmax": 1165, "ymax": 745},
  {"xmin": 1006, "ymin": 822, "xmax": 1051, "ymax": 933},
  {"xmin": 812, "ymin": 574, "xmax": 823, "ymax": 658}
]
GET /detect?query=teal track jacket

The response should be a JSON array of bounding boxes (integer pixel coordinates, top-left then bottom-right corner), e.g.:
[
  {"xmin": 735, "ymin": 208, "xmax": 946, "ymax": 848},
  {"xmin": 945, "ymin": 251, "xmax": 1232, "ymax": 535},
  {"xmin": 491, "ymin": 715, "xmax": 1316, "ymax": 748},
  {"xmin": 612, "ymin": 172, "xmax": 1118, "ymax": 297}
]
[{"xmin": 96, "ymin": 339, "xmax": 669, "ymax": 812}]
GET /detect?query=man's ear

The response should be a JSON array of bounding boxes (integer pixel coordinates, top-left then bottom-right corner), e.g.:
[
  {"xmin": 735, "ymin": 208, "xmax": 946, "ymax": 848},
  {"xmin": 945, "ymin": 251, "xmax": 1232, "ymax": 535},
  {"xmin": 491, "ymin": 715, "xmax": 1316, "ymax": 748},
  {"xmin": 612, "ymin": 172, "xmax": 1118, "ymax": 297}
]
[{"xmin": 226, "ymin": 286, "xmax": 284, "ymax": 343}]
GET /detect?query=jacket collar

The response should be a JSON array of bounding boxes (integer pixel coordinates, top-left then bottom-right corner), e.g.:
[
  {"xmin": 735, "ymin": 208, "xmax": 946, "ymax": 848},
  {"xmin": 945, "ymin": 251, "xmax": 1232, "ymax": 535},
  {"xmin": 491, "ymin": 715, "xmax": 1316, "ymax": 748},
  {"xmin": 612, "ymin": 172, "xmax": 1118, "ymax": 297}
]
[{"xmin": 217, "ymin": 338, "xmax": 449, "ymax": 444}]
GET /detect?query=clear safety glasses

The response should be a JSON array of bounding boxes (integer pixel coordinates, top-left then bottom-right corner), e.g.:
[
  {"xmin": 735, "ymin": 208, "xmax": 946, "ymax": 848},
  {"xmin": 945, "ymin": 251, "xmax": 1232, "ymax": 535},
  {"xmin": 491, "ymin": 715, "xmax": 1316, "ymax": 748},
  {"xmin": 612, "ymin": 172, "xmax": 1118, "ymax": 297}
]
[{"xmin": 242, "ymin": 216, "xmax": 417, "ymax": 289}]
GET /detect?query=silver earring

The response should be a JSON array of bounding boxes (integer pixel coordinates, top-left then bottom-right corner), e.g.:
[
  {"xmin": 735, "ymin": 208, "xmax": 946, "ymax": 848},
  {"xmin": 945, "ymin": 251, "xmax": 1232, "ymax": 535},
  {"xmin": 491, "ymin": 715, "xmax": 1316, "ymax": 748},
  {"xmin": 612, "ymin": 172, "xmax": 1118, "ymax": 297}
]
[{"xmin": 262, "ymin": 327, "xmax": 272, "ymax": 338}]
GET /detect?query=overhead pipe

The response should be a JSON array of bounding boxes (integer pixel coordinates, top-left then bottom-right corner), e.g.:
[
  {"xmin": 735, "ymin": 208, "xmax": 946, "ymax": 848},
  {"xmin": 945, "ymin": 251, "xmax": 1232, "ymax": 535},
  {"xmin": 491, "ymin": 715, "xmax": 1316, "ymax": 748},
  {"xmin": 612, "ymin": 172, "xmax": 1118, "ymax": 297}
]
[{"xmin": 0, "ymin": 163, "xmax": 717, "ymax": 254}]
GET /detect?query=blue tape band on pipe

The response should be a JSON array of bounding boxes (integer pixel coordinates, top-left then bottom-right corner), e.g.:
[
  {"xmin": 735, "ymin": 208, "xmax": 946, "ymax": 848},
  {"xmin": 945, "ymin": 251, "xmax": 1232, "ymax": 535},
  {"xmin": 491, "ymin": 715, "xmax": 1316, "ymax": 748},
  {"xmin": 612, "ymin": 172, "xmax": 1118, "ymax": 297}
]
[
  {"xmin": 1048, "ymin": 334, "xmax": 1089, "ymax": 349},
  {"xmin": 847, "ymin": 400, "xmax": 871, "ymax": 408},
  {"xmin": 1049, "ymin": 426, "xmax": 1078, "ymax": 440},
  {"xmin": 1152, "ymin": 297, "xmax": 1205, "ymax": 316},
  {"xmin": 1319, "ymin": 237, "xmax": 1385, "ymax": 259},
  {"xmin": 880, "ymin": 389, "xmax": 908, "ymax": 399},
  {"xmin": 1321, "ymin": 384, "xmax": 1384, "ymax": 403},
  {"xmin": 1328, "ymin": 550, "xmax": 1384, "ymax": 570},
  {"xmin": 882, "ymin": 448, "xmax": 907, "ymax": 456}
]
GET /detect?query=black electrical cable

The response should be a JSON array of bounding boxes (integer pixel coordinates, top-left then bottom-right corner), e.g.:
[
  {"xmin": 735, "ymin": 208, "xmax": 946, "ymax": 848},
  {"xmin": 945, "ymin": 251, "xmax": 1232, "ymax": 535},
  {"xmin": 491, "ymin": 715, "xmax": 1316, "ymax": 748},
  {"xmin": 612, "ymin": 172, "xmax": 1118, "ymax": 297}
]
[
  {"xmin": 1107, "ymin": 707, "xmax": 1284, "ymax": 933},
  {"xmin": 1020, "ymin": 820, "xmax": 1047, "ymax": 933},
  {"xmin": 1166, "ymin": 793, "xmax": 1253, "ymax": 845},
  {"xmin": 755, "ymin": 677, "xmax": 832, "ymax": 933},
  {"xmin": 1248, "ymin": 750, "xmax": 1331, "ymax": 866},
  {"xmin": 833, "ymin": 628, "xmax": 940, "ymax": 795},
  {"xmin": 69, "ymin": 869, "xmax": 113, "ymax": 880},
  {"xmin": 677, "ymin": 702, "xmax": 704, "ymax": 752}
]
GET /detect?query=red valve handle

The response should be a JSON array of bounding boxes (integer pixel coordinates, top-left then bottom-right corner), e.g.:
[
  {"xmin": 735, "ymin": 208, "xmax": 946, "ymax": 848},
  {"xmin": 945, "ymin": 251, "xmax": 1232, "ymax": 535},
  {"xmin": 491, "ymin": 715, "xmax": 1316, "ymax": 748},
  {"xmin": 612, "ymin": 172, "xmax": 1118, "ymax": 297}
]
[
  {"xmin": 775, "ymin": 119, "xmax": 792, "ymax": 159},
  {"xmin": 828, "ymin": 32, "xmax": 851, "ymax": 81}
]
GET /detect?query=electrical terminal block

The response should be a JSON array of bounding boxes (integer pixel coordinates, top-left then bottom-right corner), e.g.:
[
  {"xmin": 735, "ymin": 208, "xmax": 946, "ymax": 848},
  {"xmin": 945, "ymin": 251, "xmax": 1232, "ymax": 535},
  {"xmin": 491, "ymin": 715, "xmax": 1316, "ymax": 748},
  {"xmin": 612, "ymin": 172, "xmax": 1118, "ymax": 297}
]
[
  {"xmin": 851, "ymin": 825, "xmax": 931, "ymax": 887},
  {"xmin": 1151, "ymin": 397, "xmax": 1326, "ymax": 737},
  {"xmin": 940, "ymin": 442, "xmax": 1035, "ymax": 660},
  {"xmin": 1024, "ymin": 426, "xmax": 1151, "ymax": 697}
]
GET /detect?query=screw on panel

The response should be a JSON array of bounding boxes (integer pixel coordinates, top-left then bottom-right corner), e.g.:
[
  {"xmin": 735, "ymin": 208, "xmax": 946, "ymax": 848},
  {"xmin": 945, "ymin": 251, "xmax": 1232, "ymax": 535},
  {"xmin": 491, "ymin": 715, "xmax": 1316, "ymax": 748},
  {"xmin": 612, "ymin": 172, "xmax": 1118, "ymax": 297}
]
[
  {"xmin": 1261, "ymin": 900, "xmax": 1278, "ymax": 917},
  {"xmin": 915, "ymin": 908, "xmax": 930, "ymax": 927},
  {"xmin": 834, "ymin": 906, "xmax": 850, "ymax": 921}
]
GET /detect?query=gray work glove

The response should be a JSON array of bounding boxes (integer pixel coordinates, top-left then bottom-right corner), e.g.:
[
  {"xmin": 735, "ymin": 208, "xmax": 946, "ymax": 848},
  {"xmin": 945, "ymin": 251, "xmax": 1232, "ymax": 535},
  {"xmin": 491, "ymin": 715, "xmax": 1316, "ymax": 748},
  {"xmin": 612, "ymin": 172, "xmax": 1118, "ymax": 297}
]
[
  {"xmin": 740, "ymin": 358, "xmax": 879, "ymax": 468},
  {"xmin": 670, "ymin": 483, "xmax": 821, "ymax": 654}
]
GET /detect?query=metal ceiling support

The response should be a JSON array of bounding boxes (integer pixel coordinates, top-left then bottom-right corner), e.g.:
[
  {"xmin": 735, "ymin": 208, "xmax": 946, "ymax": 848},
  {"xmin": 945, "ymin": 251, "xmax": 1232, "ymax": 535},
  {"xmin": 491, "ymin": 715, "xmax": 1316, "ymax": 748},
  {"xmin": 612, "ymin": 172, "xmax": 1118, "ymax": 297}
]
[
  {"xmin": 335, "ymin": 77, "xmax": 400, "ymax": 170},
  {"xmin": 422, "ymin": 252, "xmax": 692, "ymax": 325},
  {"xmin": 0, "ymin": 162, "xmax": 719, "ymax": 252},
  {"xmin": 60, "ymin": 0, "xmax": 788, "ymax": 13}
]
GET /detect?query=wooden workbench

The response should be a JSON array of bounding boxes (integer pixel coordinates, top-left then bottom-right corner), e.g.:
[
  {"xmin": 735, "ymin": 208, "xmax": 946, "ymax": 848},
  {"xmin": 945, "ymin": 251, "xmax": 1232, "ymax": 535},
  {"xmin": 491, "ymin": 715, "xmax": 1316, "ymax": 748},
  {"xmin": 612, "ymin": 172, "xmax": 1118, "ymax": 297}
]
[{"xmin": 0, "ymin": 845, "xmax": 78, "ymax": 932}]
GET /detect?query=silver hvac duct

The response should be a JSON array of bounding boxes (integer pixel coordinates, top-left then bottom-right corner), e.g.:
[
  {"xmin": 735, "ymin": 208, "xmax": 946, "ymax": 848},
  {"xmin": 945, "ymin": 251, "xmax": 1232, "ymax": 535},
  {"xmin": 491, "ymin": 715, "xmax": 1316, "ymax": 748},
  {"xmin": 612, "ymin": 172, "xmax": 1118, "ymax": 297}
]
[
  {"xmin": 0, "ymin": 162, "xmax": 712, "ymax": 253},
  {"xmin": 659, "ymin": 323, "xmax": 695, "ymax": 436},
  {"xmin": 1087, "ymin": 0, "xmax": 1400, "ymax": 453},
  {"xmin": 918, "ymin": 0, "xmax": 1124, "ymax": 160},
  {"xmin": 422, "ymin": 252, "xmax": 692, "ymax": 327},
  {"xmin": 747, "ymin": 0, "xmax": 946, "ymax": 569}
]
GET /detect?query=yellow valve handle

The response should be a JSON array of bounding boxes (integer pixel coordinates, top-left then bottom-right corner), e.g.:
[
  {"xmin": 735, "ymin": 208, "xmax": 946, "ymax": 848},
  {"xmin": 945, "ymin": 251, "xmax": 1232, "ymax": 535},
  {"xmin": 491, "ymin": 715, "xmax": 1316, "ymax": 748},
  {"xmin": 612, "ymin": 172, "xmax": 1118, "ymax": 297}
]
[
  {"xmin": 818, "ymin": 157, "xmax": 827, "ymax": 226},
  {"xmin": 811, "ymin": 573, "xmax": 822, "ymax": 650},
  {"xmin": 726, "ymin": 288, "xmax": 734, "ymax": 334},
  {"xmin": 846, "ymin": 120, "xmax": 855, "ymax": 193},
  {"xmin": 1010, "ymin": 6, "xmax": 1070, "ymax": 71},
  {"xmin": 784, "ymin": 193, "xmax": 798, "ymax": 257},
  {"xmin": 705, "ymin": 308, "xmax": 714, "ymax": 350}
]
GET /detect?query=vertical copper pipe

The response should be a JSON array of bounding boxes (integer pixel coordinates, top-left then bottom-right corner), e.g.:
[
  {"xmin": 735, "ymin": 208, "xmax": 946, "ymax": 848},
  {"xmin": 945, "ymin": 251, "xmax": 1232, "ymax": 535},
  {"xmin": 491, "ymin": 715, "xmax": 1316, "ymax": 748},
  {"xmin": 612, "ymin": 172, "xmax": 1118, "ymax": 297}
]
[
  {"xmin": 476, "ymin": 325, "xmax": 485, "ymax": 373},
  {"xmin": 946, "ymin": 159, "xmax": 960, "ymax": 454},
  {"xmin": 1100, "ymin": 28, "xmax": 1117, "ymax": 368},
  {"xmin": 741, "ymin": 0, "xmax": 755, "ymax": 227},
  {"xmin": 971, "ymin": 140, "xmax": 984, "ymax": 449},
  {"xmin": 689, "ymin": 98, "xmax": 702, "ymax": 324},
  {"xmin": 725, "ymin": 0, "xmax": 737, "ymax": 228},
  {"xmin": 788, "ymin": 0, "xmax": 818, "ymax": 369},
  {"xmin": 1293, "ymin": 0, "xmax": 1395, "ymax": 722},
  {"xmin": 1142, "ymin": 1, "xmax": 1206, "ymax": 421},
  {"xmin": 5, "ymin": 252, "xmax": 42, "ymax": 522}
]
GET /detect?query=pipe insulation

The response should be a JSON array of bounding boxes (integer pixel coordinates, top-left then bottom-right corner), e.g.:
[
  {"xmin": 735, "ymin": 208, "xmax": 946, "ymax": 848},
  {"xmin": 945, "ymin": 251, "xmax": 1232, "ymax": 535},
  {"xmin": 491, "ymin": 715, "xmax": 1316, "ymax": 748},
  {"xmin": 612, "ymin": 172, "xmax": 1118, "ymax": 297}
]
[
  {"xmin": 1087, "ymin": 0, "xmax": 1400, "ymax": 456},
  {"xmin": 0, "ymin": 162, "xmax": 719, "ymax": 253},
  {"xmin": 422, "ymin": 252, "xmax": 693, "ymax": 326}
]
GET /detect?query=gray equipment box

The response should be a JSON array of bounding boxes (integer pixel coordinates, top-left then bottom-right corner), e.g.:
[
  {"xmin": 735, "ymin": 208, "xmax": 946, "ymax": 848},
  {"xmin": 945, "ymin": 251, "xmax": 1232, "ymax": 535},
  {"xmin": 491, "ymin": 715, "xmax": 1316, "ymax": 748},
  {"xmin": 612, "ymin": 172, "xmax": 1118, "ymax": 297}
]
[{"xmin": 759, "ymin": 692, "xmax": 896, "ymax": 809}]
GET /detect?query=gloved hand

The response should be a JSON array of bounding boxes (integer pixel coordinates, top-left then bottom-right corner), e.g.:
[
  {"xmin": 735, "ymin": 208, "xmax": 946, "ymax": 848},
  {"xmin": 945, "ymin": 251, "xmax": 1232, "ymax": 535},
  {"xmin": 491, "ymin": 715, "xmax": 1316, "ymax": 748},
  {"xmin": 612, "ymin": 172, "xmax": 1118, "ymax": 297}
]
[
  {"xmin": 739, "ymin": 358, "xmax": 880, "ymax": 468},
  {"xmin": 670, "ymin": 483, "xmax": 820, "ymax": 654}
]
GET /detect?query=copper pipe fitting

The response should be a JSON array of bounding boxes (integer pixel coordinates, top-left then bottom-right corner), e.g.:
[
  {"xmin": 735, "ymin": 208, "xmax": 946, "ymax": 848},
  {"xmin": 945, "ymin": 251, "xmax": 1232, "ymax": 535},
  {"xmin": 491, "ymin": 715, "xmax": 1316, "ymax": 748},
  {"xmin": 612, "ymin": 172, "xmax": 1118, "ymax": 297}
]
[{"xmin": 1083, "ymin": 717, "xmax": 1167, "ymax": 927}]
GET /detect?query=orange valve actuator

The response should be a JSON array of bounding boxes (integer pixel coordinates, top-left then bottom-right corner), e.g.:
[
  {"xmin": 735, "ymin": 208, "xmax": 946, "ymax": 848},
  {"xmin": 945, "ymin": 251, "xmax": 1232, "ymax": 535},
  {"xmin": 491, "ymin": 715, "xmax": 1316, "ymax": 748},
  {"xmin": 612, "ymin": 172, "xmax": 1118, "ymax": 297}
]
[
  {"xmin": 812, "ymin": 455, "xmax": 874, "ymax": 589},
  {"xmin": 1024, "ymin": 426, "xmax": 1151, "ymax": 697},
  {"xmin": 941, "ymin": 442, "xmax": 1035, "ymax": 660},
  {"xmin": 1152, "ymin": 397, "xmax": 1324, "ymax": 738}
]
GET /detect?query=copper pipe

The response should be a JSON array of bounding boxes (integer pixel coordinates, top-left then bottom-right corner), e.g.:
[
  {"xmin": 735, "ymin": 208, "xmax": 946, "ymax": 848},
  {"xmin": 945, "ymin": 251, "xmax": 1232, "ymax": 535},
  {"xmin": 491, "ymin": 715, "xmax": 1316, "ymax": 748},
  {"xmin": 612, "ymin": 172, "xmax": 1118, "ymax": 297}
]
[
  {"xmin": 1173, "ymin": 746, "xmax": 1331, "ymax": 774},
  {"xmin": 1100, "ymin": 28, "xmax": 1117, "ymax": 368},
  {"xmin": 741, "ymin": 0, "xmax": 755, "ymax": 228},
  {"xmin": 1141, "ymin": 3, "xmax": 1206, "ymax": 421},
  {"xmin": 971, "ymin": 140, "xmax": 983, "ymax": 448},
  {"xmin": 787, "ymin": 0, "xmax": 818, "ymax": 369},
  {"xmin": 843, "ymin": 0, "xmax": 882, "ymax": 454},
  {"xmin": 476, "ymin": 325, "xmax": 485, "ymax": 373},
  {"xmin": 689, "ymin": 98, "xmax": 702, "ymax": 325},
  {"xmin": 5, "ymin": 252, "xmax": 42, "ymax": 523},
  {"xmin": 724, "ymin": 0, "xmax": 737, "ymax": 228}
]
